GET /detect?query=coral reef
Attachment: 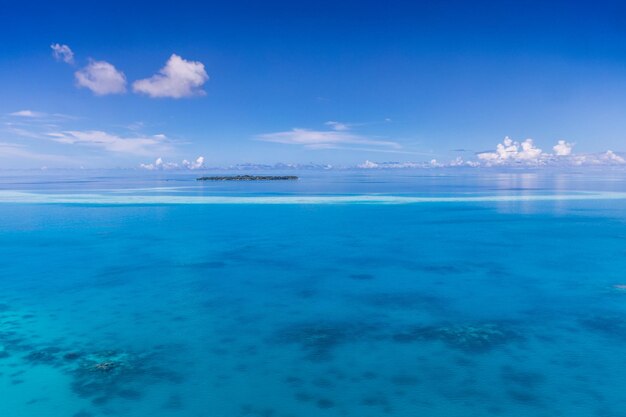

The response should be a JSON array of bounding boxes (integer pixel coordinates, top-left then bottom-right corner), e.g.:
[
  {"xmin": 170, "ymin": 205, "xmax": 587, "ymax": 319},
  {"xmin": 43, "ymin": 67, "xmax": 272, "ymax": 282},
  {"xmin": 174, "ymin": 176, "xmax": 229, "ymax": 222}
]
[
  {"xmin": 393, "ymin": 322, "xmax": 518, "ymax": 352},
  {"xmin": 275, "ymin": 321, "xmax": 379, "ymax": 361},
  {"xmin": 24, "ymin": 348, "xmax": 60, "ymax": 364},
  {"xmin": 580, "ymin": 315, "xmax": 626, "ymax": 340},
  {"xmin": 70, "ymin": 350, "xmax": 181, "ymax": 403}
]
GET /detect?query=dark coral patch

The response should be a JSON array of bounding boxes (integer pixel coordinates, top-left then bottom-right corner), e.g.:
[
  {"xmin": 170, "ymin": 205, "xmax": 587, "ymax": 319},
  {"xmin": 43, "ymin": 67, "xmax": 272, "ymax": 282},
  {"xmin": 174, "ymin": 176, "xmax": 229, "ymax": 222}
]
[
  {"xmin": 274, "ymin": 321, "xmax": 379, "ymax": 361},
  {"xmin": 393, "ymin": 322, "xmax": 519, "ymax": 352},
  {"xmin": 350, "ymin": 273, "xmax": 375, "ymax": 280},
  {"xmin": 501, "ymin": 366, "xmax": 545, "ymax": 388},
  {"xmin": 70, "ymin": 349, "xmax": 183, "ymax": 405},
  {"xmin": 580, "ymin": 315, "xmax": 626, "ymax": 340}
]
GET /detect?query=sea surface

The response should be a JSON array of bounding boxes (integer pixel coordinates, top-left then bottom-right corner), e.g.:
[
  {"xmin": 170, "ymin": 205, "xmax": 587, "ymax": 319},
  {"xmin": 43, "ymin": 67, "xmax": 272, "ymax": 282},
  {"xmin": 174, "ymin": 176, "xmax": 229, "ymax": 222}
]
[{"xmin": 2, "ymin": 169, "xmax": 626, "ymax": 417}]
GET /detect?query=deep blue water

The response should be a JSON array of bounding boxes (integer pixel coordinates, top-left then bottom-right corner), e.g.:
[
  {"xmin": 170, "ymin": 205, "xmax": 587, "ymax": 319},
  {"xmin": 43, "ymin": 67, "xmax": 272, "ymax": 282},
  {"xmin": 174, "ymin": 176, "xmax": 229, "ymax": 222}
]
[{"xmin": 2, "ymin": 170, "xmax": 626, "ymax": 417}]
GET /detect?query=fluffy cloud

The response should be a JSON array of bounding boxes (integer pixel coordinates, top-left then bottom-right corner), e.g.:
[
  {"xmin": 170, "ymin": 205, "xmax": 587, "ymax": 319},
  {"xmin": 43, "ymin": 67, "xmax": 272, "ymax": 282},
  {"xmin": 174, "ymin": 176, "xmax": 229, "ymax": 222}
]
[
  {"xmin": 140, "ymin": 156, "xmax": 205, "ymax": 170},
  {"xmin": 477, "ymin": 137, "xmax": 624, "ymax": 167},
  {"xmin": 133, "ymin": 54, "xmax": 209, "ymax": 98},
  {"xmin": 448, "ymin": 156, "xmax": 480, "ymax": 167},
  {"xmin": 48, "ymin": 130, "xmax": 170, "ymax": 155},
  {"xmin": 358, "ymin": 160, "xmax": 379, "ymax": 169},
  {"xmin": 602, "ymin": 150, "xmax": 626, "ymax": 164},
  {"xmin": 553, "ymin": 140, "xmax": 573, "ymax": 156},
  {"xmin": 477, "ymin": 137, "xmax": 543, "ymax": 163},
  {"xmin": 357, "ymin": 137, "xmax": 625, "ymax": 169},
  {"xmin": 75, "ymin": 60, "xmax": 127, "ymax": 95},
  {"xmin": 258, "ymin": 127, "xmax": 400, "ymax": 150},
  {"xmin": 567, "ymin": 151, "xmax": 626, "ymax": 166},
  {"xmin": 182, "ymin": 156, "xmax": 205, "ymax": 169},
  {"xmin": 140, "ymin": 157, "xmax": 179, "ymax": 170},
  {"xmin": 51, "ymin": 43, "xmax": 74, "ymax": 64}
]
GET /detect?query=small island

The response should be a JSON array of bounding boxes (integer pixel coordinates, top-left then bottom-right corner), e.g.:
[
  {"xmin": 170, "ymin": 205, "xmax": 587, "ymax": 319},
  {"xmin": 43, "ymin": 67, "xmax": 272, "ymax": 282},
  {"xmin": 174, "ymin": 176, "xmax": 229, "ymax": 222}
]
[{"xmin": 197, "ymin": 175, "xmax": 298, "ymax": 181}]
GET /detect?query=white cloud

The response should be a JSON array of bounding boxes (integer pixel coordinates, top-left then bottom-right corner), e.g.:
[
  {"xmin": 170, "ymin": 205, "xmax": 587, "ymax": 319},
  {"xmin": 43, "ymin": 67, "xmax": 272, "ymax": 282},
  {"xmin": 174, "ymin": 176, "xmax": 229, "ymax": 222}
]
[
  {"xmin": 9, "ymin": 110, "xmax": 46, "ymax": 118},
  {"xmin": 448, "ymin": 156, "xmax": 479, "ymax": 167},
  {"xmin": 355, "ymin": 161, "xmax": 424, "ymax": 169},
  {"xmin": 553, "ymin": 140, "xmax": 573, "ymax": 156},
  {"xmin": 140, "ymin": 156, "xmax": 205, "ymax": 170},
  {"xmin": 429, "ymin": 159, "xmax": 443, "ymax": 167},
  {"xmin": 258, "ymin": 127, "xmax": 400, "ymax": 150},
  {"xmin": 475, "ymin": 137, "xmax": 626, "ymax": 167},
  {"xmin": 358, "ymin": 160, "xmax": 379, "ymax": 169},
  {"xmin": 518, "ymin": 139, "xmax": 543, "ymax": 160},
  {"xmin": 0, "ymin": 142, "xmax": 72, "ymax": 163},
  {"xmin": 357, "ymin": 156, "xmax": 481, "ymax": 169},
  {"xmin": 48, "ymin": 130, "xmax": 170, "ymax": 155},
  {"xmin": 477, "ymin": 137, "xmax": 544, "ymax": 164},
  {"xmin": 51, "ymin": 43, "xmax": 74, "ymax": 64},
  {"xmin": 568, "ymin": 151, "xmax": 626, "ymax": 166},
  {"xmin": 182, "ymin": 156, "xmax": 205, "ymax": 169},
  {"xmin": 325, "ymin": 121, "xmax": 350, "ymax": 131},
  {"xmin": 133, "ymin": 54, "xmax": 209, "ymax": 98},
  {"xmin": 140, "ymin": 157, "xmax": 179, "ymax": 170},
  {"xmin": 75, "ymin": 60, "xmax": 127, "ymax": 95},
  {"xmin": 356, "ymin": 136, "xmax": 626, "ymax": 169},
  {"xmin": 4, "ymin": 125, "xmax": 45, "ymax": 139},
  {"xmin": 602, "ymin": 150, "xmax": 626, "ymax": 164}
]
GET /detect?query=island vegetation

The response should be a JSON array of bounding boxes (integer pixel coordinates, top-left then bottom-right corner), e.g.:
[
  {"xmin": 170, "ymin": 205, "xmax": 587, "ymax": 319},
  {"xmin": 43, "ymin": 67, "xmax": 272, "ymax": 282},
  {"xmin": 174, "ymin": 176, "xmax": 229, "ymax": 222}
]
[{"xmin": 196, "ymin": 175, "xmax": 298, "ymax": 181}]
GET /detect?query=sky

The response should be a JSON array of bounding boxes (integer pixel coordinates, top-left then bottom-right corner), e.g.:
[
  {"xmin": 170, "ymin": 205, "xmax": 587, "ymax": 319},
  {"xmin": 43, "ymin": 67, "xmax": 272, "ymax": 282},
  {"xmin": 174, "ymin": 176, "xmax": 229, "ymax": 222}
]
[{"xmin": 2, "ymin": 0, "xmax": 626, "ymax": 169}]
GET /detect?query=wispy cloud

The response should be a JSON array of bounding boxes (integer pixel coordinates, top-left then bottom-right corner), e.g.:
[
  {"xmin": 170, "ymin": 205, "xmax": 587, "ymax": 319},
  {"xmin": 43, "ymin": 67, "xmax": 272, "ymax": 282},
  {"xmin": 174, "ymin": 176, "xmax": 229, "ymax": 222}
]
[
  {"xmin": 258, "ymin": 123, "xmax": 401, "ymax": 152},
  {"xmin": 4, "ymin": 124, "xmax": 46, "ymax": 139},
  {"xmin": 325, "ymin": 121, "xmax": 350, "ymax": 131},
  {"xmin": 133, "ymin": 54, "xmax": 209, "ymax": 98},
  {"xmin": 0, "ymin": 142, "xmax": 74, "ymax": 164},
  {"xmin": 9, "ymin": 110, "xmax": 46, "ymax": 118},
  {"xmin": 75, "ymin": 60, "xmax": 127, "ymax": 95},
  {"xmin": 47, "ymin": 130, "xmax": 172, "ymax": 156},
  {"xmin": 4, "ymin": 107, "xmax": 178, "ymax": 160},
  {"xmin": 50, "ymin": 43, "xmax": 74, "ymax": 64}
]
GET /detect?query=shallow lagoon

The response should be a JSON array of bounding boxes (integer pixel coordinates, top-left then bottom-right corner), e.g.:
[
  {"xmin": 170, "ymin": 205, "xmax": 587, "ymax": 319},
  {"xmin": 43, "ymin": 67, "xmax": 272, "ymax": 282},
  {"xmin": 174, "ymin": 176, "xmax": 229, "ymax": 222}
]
[{"xmin": 2, "ymin": 170, "xmax": 626, "ymax": 417}]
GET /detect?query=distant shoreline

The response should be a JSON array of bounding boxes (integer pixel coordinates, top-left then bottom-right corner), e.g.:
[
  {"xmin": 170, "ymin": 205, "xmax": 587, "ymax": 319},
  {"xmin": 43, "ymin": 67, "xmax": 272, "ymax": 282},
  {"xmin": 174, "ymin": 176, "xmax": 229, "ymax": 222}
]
[{"xmin": 196, "ymin": 175, "xmax": 298, "ymax": 181}]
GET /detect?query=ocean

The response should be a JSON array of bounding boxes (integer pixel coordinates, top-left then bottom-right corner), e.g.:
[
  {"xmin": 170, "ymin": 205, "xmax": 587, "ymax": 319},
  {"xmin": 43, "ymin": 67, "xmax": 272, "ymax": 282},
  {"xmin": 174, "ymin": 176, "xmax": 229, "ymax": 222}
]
[{"xmin": 1, "ymin": 169, "xmax": 626, "ymax": 417}]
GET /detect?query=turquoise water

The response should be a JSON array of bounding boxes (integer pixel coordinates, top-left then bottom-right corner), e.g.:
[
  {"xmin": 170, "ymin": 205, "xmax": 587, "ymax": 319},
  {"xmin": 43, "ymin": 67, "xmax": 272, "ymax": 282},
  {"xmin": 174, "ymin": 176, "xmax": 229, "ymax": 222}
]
[{"xmin": 2, "ymin": 170, "xmax": 626, "ymax": 417}]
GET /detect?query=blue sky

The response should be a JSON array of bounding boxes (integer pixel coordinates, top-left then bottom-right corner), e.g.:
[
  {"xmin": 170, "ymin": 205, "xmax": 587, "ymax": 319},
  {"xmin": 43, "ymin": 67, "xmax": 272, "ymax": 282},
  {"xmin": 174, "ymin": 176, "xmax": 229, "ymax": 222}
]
[{"xmin": 2, "ymin": 0, "xmax": 626, "ymax": 168}]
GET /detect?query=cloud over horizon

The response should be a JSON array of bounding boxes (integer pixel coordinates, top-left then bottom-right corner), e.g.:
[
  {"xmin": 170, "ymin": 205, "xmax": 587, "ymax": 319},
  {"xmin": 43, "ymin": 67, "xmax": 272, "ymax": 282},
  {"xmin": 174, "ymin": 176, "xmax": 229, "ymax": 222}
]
[
  {"xmin": 140, "ymin": 156, "xmax": 205, "ymax": 170},
  {"xmin": 553, "ymin": 140, "xmax": 573, "ymax": 156},
  {"xmin": 133, "ymin": 54, "xmax": 209, "ymax": 98},
  {"xmin": 477, "ymin": 137, "xmax": 543, "ymax": 163},
  {"xmin": 476, "ymin": 137, "xmax": 626, "ymax": 167},
  {"xmin": 357, "ymin": 137, "xmax": 626, "ymax": 169}
]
